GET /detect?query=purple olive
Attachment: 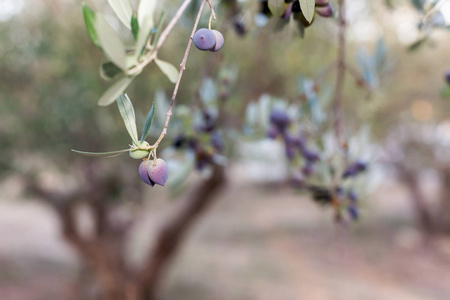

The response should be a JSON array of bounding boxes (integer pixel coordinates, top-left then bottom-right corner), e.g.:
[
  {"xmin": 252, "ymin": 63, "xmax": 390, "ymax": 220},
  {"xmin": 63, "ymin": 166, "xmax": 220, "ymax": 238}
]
[
  {"xmin": 302, "ymin": 163, "xmax": 314, "ymax": 176},
  {"xmin": 267, "ymin": 126, "xmax": 279, "ymax": 139},
  {"xmin": 301, "ymin": 148, "xmax": 320, "ymax": 162},
  {"xmin": 269, "ymin": 109, "xmax": 291, "ymax": 129},
  {"xmin": 148, "ymin": 158, "xmax": 169, "ymax": 186},
  {"xmin": 315, "ymin": 0, "xmax": 329, "ymax": 7},
  {"xmin": 194, "ymin": 28, "xmax": 216, "ymax": 51},
  {"xmin": 211, "ymin": 131, "xmax": 224, "ymax": 152},
  {"xmin": 348, "ymin": 205, "xmax": 359, "ymax": 221},
  {"xmin": 446, "ymin": 70, "xmax": 450, "ymax": 85},
  {"xmin": 139, "ymin": 160, "xmax": 155, "ymax": 186},
  {"xmin": 285, "ymin": 144, "xmax": 296, "ymax": 160},
  {"xmin": 234, "ymin": 20, "xmax": 247, "ymax": 36},
  {"xmin": 210, "ymin": 30, "xmax": 224, "ymax": 52},
  {"xmin": 316, "ymin": 3, "xmax": 334, "ymax": 18},
  {"xmin": 342, "ymin": 161, "xmax": 368, "ymax": 179},
  {"xmin": 282, "ymin": 3, "xmax": 293, "ymax": 20}
]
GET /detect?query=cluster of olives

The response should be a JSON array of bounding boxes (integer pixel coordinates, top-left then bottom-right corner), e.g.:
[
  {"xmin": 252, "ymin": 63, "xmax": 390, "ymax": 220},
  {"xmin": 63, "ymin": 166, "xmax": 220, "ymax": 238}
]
[
  {"xmin": 261, "ymin": 0, "xmax": 334, "ymax": 27},
  {"xmin": 268, "ymin": 109, "xmax": 320, "ymax": 177},
  {"xmin": 193, "ymin": 28, "xmax": 224, "ymax": 52},
  {"xmin": 267, "ymin": 108, "xmax": 368, "ymax": 221},
  {"xmin": 173, "ymin": 109, "xmax": 224, "ymax": 170},
  {"xmin": 139, "ymin": 158, "xmax": 169, "ymax": 187}
]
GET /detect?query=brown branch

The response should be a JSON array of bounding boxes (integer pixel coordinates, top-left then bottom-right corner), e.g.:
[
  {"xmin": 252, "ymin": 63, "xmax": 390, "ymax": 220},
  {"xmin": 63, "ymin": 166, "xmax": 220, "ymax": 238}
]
[
  {"xmin": 139, "ymin": 164, "xmax": 226, "ymax": 299},
  {"xmin": 333, "ymin": 0, "xmax": 346, "ymax": 148},
  {"xmin": 149, "ymin": 0, "xmax": 211, "ymax": 150}
]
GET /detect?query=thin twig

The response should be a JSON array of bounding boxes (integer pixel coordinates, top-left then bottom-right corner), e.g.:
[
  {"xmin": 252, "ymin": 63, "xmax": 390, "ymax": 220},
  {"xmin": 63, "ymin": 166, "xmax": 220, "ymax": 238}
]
[
  {"xmin": 149, "ymin": 0, "xmax": 212, "ymax": 150},
  {"xmin": 343, "ymin": 63, "xmax": 370, "ymax": 90},
  {"xmin": 333, "ymin": 0, "xmax": 346, "ymax": 148}
]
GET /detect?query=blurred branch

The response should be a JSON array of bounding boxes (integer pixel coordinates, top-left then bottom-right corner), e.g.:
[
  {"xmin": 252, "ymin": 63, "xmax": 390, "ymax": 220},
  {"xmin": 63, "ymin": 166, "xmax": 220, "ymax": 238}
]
[{"xmin": 333, "ymin": 0, "xmax": 346, "ymax": 148}]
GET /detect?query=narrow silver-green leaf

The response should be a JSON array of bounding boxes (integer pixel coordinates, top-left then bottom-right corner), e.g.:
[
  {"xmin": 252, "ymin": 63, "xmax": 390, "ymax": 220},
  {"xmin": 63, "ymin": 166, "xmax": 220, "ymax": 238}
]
[
  {"xmin": 268, "ymin": 0, "xmax": 285, "ymax": 17},
  {"xmin": 82, "ymin": 3, "xmax": 101, "ymax": 48},
  {"xmin": 299, "ymin": 0, "xmax": 315, "ymax": 23},
  {"xmin": 140, "ymin": 102, "xmax": 155, "ymax": 142},
  {"xmin": 151, "ymin": 10, "xmax": 167, "ymax": 48},
  {"xmin": 96, "ymin": 13, "xmax": 128, "ymax": 70},
  {"xmin": 98, "ymin": 76, "xmax": 134, "ymax": 106},
  {"xmin": 117, "ymin": 94, "xmax": 139, "ymax": 144},
  {"xmin": 71, "ymin": 148, "xmax": 130, "ymax": 158},
  {"xmin": 107, "ymin": 0, "xmax": 132, "ymax": 29},
  {"xmin": 155, "ymin": 58, "xmax": 178, "ymax": 83},
  {"xmin": 138, "ymin": 0, "xmax": 157, "ymax": 27},
  {"xmin": 134, "ymin": 14, "xmax": 153, "ymax": 61}
]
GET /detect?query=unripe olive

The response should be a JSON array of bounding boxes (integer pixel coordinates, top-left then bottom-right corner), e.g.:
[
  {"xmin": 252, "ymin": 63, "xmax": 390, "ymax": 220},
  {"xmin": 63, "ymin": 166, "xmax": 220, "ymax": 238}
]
[
  {"xmin": 210, "ymin": 30, "xmax": 224, "ymax": 52},
  {"xmin": 148, "ymin": 158, "xmax": 169, "ymax": 186},
  {"xmin": 139, "ymin": 160, "xmax": 155, "ymax": 186},
  {"xmin": 194, "ymin": 28, "xmax": 216, "ymax": 51},
  {"xmin": 129, "ymin": 141, "xmax": 150, "ymax": 159}
]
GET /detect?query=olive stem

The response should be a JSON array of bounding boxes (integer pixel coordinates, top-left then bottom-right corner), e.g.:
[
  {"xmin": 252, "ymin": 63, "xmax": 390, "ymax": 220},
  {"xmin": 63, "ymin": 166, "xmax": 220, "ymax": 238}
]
[
  {"xmin": 208, "ymin": 13, "xmax": 213, "ymax": 30},
  {"xmin": 147, "ymin": 0, "xmax": 214, "ymax": 150}
]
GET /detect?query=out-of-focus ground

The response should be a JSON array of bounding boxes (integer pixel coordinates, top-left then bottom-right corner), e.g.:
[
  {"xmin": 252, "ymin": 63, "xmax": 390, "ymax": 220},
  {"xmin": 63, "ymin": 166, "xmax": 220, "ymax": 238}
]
[{"xmin": 1, "ymin": 170, "xmax": 450, "ymax": 300}]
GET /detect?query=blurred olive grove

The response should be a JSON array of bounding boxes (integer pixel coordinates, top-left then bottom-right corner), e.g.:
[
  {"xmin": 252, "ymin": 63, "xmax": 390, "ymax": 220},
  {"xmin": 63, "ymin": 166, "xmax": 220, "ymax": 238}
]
[{"xmin": 1, "ymin": 0, "xmax": 450, "ymax": 299}]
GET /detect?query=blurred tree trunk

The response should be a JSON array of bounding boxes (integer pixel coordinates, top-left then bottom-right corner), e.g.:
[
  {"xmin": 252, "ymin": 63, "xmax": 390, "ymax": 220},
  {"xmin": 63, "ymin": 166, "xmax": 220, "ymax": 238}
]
[
  {"xmin": 28, "ymin": 162, "xmax": 226, "ymax": 300},
  {"xmin": 139, "ymin": 164, "xmax": 226, "ymax": 300},
  {"xmin": 398, "ymin": 167, "xmax": 434, "ymax": 232},
  {"xmin": 439, "ymin": 168, "xmax": 450, "ymax": 233}
]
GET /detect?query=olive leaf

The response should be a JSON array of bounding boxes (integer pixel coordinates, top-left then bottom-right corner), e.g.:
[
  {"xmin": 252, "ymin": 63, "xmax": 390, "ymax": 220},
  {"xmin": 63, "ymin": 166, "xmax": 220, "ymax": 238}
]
[
  {"xmin": 98, "ymin": 76, "xmax": 134, "ymax": 106},
  {"xmin": 134, "ymin": 14, "xmax": 154, "ymax": 61},
  {"xmin": 82, "ymin": 3, "xmax": 101, "ymax": 48},
  {"xmin": 299, "ymin": 0, "xmax": 315, "ymax": 23},
  {"xmin": 141, "ymin": 102, "xmax": 156, "ymax": 142},
  {"xmin": 107, "ymin": 0, "xmax": 133, "ymax": 29},
  {"xmin": 155, "ymin": 58, "xmax": 178, "ymax": 83},
  {"xmin": 151, "ymin": 10, "xmax": 167, "ymax": 48},
  {"xmin": 96, "ymin": 13, "xmax": 128, "ymax": 70},
  {"xmin": 117, "ymin": 93, "xmax": 139, "ymax": 145},
  {"xmin": 138, "ymin": 0, "xmax": 157, "ymax": 27},
  {"xmin": 268, "ymin": 0, "xmax": 285, "ymax": 17},
  {"xmin": 71, "ymin": 149, "xmax": 130, "ymax": 158}
]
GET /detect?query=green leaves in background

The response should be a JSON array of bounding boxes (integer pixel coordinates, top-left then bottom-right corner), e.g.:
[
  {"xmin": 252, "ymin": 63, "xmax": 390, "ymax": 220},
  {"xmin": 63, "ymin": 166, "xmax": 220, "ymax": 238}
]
[
  {"xmin": 141, "ymin": 102, "xmax": 156, "ymax": 142},
  {"xmin": 155, "ymin": 58, "xmax": 178, "ymax": 83},
  {"xmin": 131, "ymin": 13, "xmax": 139, "ymax": 40},
  {"xmin": 107, "ymin": 0, "xmax": 133, "ymax": 29},
  {"xmin": 98, "ymin": 76, "xmax": 134, "ymax": 106},
  {"xmin": 117, "ymin": 94, "xmax": 139, "ymax": 144},
  {"xmin": 82, "ymin": 3, "xmax": 101, "ymax": 48},
  {"xmin": 268, "ymin": 0, "xmax": 285, "ymax": 18},
  {"xmin": 299, "ymin": 0, "xmax": 315, "ymax": 23},
  {"xmin": 96, "ymin": 13, "xmax": 128, "ymax": 70},
  {"xmin": 442, "ymin": 85, "xmax": 450, "ymax": 100},
  {"xmin": 100, "ymin": 62, "xmax": 123, "ymax": 81}
]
